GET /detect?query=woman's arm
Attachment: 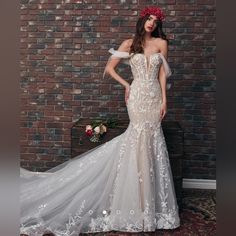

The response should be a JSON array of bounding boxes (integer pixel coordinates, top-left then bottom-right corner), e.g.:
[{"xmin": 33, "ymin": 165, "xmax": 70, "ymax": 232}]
[
  {"xmin": 158, "ymin": 39, "xmax": 168, "ymax": 104},
  {"xmin": 104, "ymin": 39, "xmax": 132, "ymax": 89},
  {"xmin": 104, "ymin": 39, "xmax": 132, "ymax": 104},
  {"xmin": 158, "ymin": 40, "xmax": 168, "ymax": 120}
]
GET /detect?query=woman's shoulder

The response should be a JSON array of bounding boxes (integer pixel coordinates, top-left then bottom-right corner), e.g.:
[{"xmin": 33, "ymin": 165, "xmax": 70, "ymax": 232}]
[
  {"xmin": 153, "ymin": 37, "xmax": 168, "ymax": 51},
  {"xmin": 118, "ymin": 38, "xmax": 133, "ymax": 52},
  {"xmin": 153, "ymin": 37, "xmax": 167, "ymax": 44},
  {"xmin": 122, "ymin": 38, "xmax": 133, "ymax": 46}
]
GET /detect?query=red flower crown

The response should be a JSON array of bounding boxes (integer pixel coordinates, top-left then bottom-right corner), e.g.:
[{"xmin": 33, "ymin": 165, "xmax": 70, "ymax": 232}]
[{"xmin": 140, "ymin": 6, "xmax": 165, "ymax": 21}]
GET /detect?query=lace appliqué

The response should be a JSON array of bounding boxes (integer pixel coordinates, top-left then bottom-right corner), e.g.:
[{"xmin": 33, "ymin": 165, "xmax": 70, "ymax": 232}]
[
  {"xmin": 84, "ymin": 203, "xmax": 179, "ymax": 233},
  {"xmin": 20, "ymin": 48, "xmax": 180, "ymax": 236}
]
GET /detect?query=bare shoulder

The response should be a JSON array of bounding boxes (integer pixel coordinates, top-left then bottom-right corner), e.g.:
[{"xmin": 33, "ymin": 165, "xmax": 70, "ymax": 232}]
[
  {"xmin": 154, "ymin": 38, "xmax": 168, "ymax": 49},
  {"xmin": 122, "ymin": 38, "xmax": 133, "ymax": 47},
  {"xmin": 154, "ymin": 38, "xmax": 168, "ymax": 57},
  {"xmin": 118, "ymin": 38, "xmax": 133, "ymax": 52}
]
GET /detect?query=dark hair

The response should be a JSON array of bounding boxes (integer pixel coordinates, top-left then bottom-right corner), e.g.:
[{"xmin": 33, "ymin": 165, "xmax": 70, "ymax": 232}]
[{"xmin": 130, "ymin": 15, "xmax": 169, "ymax": 54}]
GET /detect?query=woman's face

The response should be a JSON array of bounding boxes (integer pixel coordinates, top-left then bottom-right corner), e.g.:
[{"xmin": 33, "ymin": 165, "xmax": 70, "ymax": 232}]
[{"xmin": 144, "ymin": 14, "xmax": 158, "ymax": 33}]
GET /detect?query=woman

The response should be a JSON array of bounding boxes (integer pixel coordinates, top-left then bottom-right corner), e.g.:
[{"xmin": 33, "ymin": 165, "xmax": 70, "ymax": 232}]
[{"xmin": 20, "ymin": 6, "xmax": 180, "ymax": 236}]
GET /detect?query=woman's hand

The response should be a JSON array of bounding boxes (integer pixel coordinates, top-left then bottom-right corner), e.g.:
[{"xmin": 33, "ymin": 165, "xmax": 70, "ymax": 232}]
[
  {"xmin": 125, "ymin": 84, "xmax": 130, "ymax": 104},
  {"xmin": 160, "ymin": 102, "xmax": 167, "ymax": 121}
]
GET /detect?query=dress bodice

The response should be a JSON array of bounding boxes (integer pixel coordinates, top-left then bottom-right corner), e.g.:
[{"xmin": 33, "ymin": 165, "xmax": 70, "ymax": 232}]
[
  {"xmin": 105, "ymin": 48, "xmax": 172, "ymax": 89},
  {"xmin": 129, "ymin": 53, "xmax": 163, "ymax": 82}
]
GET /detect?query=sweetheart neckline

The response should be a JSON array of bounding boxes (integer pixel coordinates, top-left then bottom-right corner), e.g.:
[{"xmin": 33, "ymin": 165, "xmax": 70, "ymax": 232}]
[
  {"xmin": 132, "ymin": 52, "xmax": 163, "ymax": 59},
  {"xmin": 135, "ymin": 52, "xmax": 161, "ymax": 57},
  {"xmin": 132, "ymin": 53, "xmax": 162, "ymax": 74}
]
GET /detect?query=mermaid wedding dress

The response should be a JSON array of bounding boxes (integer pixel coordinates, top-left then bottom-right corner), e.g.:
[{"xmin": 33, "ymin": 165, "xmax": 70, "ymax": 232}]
[{"xmin": 20, "ymin": 48, "xmax": 180, "ymax": 235}]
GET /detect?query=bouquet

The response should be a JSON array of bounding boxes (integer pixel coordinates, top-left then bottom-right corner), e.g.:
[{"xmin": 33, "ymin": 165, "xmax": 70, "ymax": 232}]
[{"xmin": 85, "ymin": 123, "xmax": 107, "ymax": 142}]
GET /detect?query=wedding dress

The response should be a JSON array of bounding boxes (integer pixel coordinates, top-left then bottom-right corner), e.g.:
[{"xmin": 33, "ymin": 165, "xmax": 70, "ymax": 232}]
[{"xmin": 20, "ymin": 48, "xmax": 180, "ymax": 236}]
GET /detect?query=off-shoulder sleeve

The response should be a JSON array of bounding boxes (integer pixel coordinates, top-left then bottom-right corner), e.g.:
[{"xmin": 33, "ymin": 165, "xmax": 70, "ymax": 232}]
[
  {"xmin": 103, "ymin": 48, "xmax": 131, "ymax": 79},
  {"xmin": 158, "ymin": 53, "xmax": 172, "ymax": 79},
  {"xmin": 108, "ymin": 48, "xmax": 131, "ymax": 59},
  {"xmin": 158, "ymin": 53, "xmax": 173, "ymax": 89}
]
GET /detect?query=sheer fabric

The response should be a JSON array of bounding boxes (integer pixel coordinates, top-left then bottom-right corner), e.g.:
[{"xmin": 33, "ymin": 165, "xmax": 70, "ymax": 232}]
[{"xmin": 20, "ymin": 48, "xmax": 180, "ymax": 236}]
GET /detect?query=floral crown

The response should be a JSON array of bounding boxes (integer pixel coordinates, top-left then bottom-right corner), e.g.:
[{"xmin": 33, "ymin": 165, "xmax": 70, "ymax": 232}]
[{"xmin": 140, "ymin": 6, "xmax": 165, "ymax": 21}]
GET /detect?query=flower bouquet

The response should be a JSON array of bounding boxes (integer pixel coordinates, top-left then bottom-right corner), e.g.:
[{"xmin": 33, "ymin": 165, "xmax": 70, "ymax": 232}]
[
  {"xmin": 80, "ymin": 118, "xmax": 118, "ymax": 143},
  {"xmin": 85, "ymin": 123, "xmax": 107, "ymax": 143}
]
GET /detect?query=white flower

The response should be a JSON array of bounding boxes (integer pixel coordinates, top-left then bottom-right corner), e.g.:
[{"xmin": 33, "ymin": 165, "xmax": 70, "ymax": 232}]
[
  {"xmin": 101, "ymin": 124, "xmax": 107, "ymax": 133},
  {"xmin": 94, "ymin": 126, "xmax": 100, "ymax": 134},
  {"xmin": 86, "ymin": 125, "xmax": 92, "ymax": 131},
  {"xmin": 100, "ymin": 125, "xmax": 107, "ymax": 134}
]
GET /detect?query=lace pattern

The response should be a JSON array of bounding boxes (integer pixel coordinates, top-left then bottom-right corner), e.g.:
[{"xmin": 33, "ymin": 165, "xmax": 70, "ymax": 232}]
[{"xmin": 20, "ymin": 49, "xmax": 180, "ymax": 235}]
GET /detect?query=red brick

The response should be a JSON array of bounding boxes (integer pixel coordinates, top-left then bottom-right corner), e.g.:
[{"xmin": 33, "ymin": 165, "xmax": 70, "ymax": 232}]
[{"xmin": 20, "ymin": 0, "xmax": 216, "ymax": 180}]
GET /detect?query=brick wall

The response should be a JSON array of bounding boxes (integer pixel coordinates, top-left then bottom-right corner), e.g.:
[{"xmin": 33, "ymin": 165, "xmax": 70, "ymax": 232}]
[{"xmin": 20, "ymin": 0, "xmax": 216, "ymax": 179}]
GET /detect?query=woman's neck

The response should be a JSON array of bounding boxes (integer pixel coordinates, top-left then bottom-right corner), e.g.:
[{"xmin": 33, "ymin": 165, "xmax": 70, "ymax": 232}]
[{"xmin": 144, "ymin": 33, "xmax": 153, "ymax": 42}]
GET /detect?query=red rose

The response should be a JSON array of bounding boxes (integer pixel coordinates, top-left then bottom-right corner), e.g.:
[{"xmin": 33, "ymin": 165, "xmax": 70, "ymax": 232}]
[
  {"xmin": 140, "ymin": 6, "xmax": 165, "ymax": 21},
  {"xmin": 86, "ymin": 129, "xmax": 93, "ymax": 137}
]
